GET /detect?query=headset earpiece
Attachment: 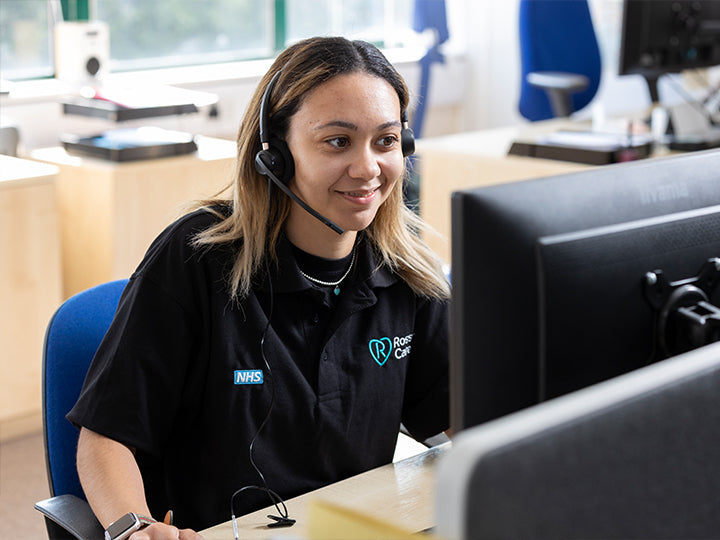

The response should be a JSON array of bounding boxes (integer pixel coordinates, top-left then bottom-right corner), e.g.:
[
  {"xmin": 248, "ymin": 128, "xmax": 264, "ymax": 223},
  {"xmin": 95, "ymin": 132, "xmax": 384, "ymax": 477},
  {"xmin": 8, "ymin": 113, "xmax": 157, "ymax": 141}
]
[
  {"xmin": 254, "ymin": 137, "xmax": 294, "ymax": 185},
  {"xmin": 255, "ymin": 71, "xmax": 295, "ymax": 185},
  {"xmin": 401, "ymin": 110, "xmax": 415, "ymax": 158}
]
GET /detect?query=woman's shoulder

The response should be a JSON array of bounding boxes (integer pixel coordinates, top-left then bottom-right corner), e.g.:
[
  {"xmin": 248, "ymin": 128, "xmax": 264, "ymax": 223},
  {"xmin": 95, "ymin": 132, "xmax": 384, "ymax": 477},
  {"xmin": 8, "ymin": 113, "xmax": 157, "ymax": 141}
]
[
  {"xmin": 172, "ymin": 203, "xmax": 231, "ymax": 234},
  {"xmin": 163, "ymin": 203, "xmax": 230, "ymax": 240},
  {"xmin": 136, "ymin": 204, "xmax": 234, "ymax": 270}
]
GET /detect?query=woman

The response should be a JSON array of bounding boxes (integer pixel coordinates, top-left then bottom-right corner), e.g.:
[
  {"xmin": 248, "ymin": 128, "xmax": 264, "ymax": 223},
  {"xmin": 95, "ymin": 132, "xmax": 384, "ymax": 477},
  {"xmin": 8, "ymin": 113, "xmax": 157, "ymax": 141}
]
[{"xmin": 69, "ymin": 36, "xmax": 450, "ymax": 538}]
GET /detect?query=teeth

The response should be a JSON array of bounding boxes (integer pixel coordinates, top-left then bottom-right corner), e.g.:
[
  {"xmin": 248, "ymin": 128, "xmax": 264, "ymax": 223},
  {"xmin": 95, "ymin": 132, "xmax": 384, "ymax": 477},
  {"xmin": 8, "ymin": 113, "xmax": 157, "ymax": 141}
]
[{"xmin": 346, "ymin": 188, "xmax": 376, "ymax": 197}]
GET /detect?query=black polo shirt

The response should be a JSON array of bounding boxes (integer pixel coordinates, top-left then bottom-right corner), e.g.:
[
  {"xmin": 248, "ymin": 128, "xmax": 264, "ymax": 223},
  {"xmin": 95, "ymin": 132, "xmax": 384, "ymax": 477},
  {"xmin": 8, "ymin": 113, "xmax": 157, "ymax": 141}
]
[{"xmin": 68, "ymin": 207, "xmax": 449, "ymax": 530}]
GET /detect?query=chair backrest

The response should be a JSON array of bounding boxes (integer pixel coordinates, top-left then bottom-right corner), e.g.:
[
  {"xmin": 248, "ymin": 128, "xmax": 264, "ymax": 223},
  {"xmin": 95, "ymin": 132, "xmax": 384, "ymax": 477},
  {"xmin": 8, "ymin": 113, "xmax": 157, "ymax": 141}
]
[
  {"xmin": 42, "ymin": 279, "xmax": 128, "ymax": 499},
  {"xmin": 518, "ymin": 0, "xmax": 602, "ymax": 121}
]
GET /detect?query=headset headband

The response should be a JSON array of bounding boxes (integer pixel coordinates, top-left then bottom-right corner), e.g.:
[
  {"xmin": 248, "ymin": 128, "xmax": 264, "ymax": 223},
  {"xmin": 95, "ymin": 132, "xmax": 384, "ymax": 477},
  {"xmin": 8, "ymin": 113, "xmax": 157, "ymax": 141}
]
[{"xmin": 259, "ymin": 71, "xmax": 282, "ymax": 150}]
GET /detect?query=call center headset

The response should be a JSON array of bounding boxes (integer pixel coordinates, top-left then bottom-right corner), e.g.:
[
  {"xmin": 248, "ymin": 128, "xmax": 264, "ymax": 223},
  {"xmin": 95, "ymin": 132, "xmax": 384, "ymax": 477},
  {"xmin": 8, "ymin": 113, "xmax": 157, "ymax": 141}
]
[{"xmin": 253, "ymin": 70, "xmax": 416, "ymax": 236}]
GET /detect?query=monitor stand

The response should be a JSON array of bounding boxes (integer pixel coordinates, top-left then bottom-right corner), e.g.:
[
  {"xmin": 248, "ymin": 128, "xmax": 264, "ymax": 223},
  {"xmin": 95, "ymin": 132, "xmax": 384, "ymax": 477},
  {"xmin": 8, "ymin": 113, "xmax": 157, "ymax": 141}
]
[
  {"xmin": 643, "ymin": 73, "xmax": 720, "ymax": 152},
  {"xmin": 666, "ymin": 100, "xmax": 720, "ymax": 151}
]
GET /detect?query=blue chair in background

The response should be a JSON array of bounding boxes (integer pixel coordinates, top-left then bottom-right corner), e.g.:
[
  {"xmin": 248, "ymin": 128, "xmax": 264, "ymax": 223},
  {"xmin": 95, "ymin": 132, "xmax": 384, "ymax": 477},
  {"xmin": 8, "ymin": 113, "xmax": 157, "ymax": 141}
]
[
  {"xmin": 34, "ymin": 279, "xmax": 128, "ymax": 540},
  {"xmin": 518, "ymin": 0, "xmax": 602, "ymax": 121},
  {"xmin": 411, "ymin": 0, "xmax": 449, "ymax": 138}
]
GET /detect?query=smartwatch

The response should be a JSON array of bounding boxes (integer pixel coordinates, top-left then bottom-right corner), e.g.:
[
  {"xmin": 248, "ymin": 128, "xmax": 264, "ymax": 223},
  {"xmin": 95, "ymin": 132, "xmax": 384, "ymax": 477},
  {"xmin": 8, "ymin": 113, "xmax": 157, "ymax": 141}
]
[{"xmin": 104, "ymin": 512, "xmax": 156, "ymax": 540}]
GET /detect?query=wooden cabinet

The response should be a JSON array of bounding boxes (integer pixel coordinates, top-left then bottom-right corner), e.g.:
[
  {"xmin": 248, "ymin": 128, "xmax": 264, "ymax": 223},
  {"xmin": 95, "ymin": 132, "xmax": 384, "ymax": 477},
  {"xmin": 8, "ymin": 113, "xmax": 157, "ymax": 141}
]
[
  {"xmin": 0, "ymin": 156, "xmax": 62, "ymax": 440},
  {"xmin": 31, "ymin": 136, "xmax": 236, "ymax": 298},
  {"xmin": 416, "ymin": 122, "xmax": 592, "ymax": 263}
]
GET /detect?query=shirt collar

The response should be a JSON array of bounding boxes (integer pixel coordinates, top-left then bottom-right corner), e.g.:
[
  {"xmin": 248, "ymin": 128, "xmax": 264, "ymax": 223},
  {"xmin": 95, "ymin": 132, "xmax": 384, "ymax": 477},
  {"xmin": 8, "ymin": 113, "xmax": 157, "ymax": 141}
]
[{"xmin": 261, "ymin": 232, "xmax": 398, "ymax": 294}]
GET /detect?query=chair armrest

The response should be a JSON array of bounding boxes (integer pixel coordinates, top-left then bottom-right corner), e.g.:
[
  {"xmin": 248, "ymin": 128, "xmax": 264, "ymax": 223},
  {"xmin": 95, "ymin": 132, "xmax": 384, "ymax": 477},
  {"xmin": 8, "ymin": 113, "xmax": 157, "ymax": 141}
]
[{"xmin": 35, "ymin": 493, "xmax": 105, "ymax": 540}]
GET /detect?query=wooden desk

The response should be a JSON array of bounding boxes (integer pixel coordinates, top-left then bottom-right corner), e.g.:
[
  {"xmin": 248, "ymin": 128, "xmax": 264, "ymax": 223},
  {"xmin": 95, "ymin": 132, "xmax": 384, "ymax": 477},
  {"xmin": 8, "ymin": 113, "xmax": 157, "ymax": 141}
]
[
  {"xmin": 416, "ymin": 121, "xmax": 594, "ymax": 263},
  {"xmin": 201, "ymin": 443, "xmax": 450, "ymax": 539},
  {"xmin": 31, "ymin": 136, "xmax": 236, "ymax": 298},
  {"xmin": 0, "ymin": 156, "xmax": 62, "ymax": 440}
]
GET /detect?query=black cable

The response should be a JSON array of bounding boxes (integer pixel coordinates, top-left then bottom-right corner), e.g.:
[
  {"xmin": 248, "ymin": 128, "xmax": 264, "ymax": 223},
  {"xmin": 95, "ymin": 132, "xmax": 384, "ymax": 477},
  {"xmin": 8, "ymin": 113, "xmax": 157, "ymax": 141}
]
[{"xmin": 229, "ymin": 181, "xmax": 295, "ymax": 536}]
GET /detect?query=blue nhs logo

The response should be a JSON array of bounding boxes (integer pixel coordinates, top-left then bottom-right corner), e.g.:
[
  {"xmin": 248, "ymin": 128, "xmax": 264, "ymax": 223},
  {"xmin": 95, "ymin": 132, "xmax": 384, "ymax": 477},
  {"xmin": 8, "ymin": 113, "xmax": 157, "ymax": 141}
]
[{"xmin": 234, "ymin": 369, "xmax": 263, "ymax": 385}]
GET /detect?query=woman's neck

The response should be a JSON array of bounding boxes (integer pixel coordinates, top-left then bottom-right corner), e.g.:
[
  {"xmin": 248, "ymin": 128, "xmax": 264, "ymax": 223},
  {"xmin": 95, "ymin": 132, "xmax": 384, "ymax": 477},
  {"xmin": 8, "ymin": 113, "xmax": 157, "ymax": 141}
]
[{"xmin": 285, "ymin": 213, "xmax": 357, "ymax": 259}]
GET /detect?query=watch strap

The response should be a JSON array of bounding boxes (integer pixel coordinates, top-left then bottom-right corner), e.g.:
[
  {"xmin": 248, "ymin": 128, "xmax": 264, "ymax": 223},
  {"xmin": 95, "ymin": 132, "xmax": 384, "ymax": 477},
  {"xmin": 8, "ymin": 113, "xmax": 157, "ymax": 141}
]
[{"xmin": 136, "ymin": 514, "xmax": 157, "ymax": 528}]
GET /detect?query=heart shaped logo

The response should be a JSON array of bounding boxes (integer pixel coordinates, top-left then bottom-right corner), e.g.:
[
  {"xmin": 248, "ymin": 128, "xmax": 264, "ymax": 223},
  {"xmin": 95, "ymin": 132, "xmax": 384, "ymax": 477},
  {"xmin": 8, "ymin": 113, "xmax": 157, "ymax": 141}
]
[{"xmin": 369, "ymin": 337, "xmax": 393, "ymax": 366}]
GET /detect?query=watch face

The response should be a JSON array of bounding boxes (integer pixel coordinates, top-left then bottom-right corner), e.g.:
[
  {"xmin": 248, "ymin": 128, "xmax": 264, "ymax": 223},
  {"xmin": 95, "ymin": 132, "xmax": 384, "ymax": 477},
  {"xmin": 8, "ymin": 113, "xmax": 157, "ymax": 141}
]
[{"xmin": 105, "ymin": 513, "xmax": 140, "ymax": 540}]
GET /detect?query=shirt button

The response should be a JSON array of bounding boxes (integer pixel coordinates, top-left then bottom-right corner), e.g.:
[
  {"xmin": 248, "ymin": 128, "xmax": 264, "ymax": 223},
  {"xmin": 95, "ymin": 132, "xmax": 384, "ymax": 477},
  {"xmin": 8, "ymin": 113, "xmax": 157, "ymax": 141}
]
[
  {"xmin": 322, "ymin": 353, "xmax": 328, "ymax": 362},
  {"xmin": 312, "ymin": 313, "xmax": 319, "ymax": 325}
]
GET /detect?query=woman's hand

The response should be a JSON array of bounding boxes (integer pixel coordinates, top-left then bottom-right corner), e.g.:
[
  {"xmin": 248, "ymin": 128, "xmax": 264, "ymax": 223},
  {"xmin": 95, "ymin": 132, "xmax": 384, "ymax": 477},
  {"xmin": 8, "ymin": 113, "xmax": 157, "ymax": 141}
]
[{"xmin": 129, "ymin": 522, "xmax": 204, "ymax": 540}]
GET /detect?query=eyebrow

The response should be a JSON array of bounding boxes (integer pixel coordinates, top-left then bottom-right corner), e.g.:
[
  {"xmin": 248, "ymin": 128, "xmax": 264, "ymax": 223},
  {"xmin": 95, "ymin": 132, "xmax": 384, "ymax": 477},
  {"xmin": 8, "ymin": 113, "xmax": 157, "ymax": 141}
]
[{"xmin": 314, "ymin": 120, "xmax": 401, "ymax": 131}]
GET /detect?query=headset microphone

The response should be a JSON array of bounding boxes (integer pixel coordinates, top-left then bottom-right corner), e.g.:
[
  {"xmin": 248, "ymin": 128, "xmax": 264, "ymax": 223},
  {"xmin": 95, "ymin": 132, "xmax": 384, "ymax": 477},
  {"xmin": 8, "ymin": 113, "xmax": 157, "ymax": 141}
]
[{"xmin": 255, "ymin": 71, "xmax": 344, "ymax": 235}]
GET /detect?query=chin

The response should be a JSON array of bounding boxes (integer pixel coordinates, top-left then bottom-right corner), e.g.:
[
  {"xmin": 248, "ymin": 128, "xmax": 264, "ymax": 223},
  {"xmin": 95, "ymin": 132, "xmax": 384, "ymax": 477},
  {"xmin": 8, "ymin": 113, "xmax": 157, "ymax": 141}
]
[{"xmin": 338, "ymin": 210, "xmax": 381, "ymax": 233}]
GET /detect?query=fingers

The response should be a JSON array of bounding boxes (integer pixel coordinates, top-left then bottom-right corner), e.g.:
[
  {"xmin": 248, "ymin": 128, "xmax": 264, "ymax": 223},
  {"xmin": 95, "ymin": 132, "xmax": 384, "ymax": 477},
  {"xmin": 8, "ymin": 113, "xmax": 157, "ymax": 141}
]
[
  {"xmin": 128, "ymin": 523, "xmax": 204, "ymax": 540},
  {"xmin": 179, "ymin": 529, "xmax": 205, "ymax": 540},
  {"xmin": 129, "ymin": 522, "xmax": 179, "ymax": 539}
]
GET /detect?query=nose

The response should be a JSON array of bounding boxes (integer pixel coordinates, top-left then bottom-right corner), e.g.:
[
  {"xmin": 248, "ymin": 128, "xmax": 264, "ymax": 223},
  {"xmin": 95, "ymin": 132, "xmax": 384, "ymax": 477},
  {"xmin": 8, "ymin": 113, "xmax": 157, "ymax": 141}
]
[{"xmin": 347, "ymin": 145, "xmax": 381, "ymax": 180}]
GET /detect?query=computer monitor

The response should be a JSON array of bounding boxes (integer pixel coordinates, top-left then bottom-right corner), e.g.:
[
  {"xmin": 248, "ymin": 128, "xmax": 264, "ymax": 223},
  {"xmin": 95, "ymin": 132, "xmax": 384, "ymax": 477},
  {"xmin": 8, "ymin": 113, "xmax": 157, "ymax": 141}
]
[
  {"xmin": 450, "ymin": 149, "xmax": 720, "ymax": 433},
  {"xmin": 436, "ymin": 340, "xmax": 720, "ymax": 539},
  {"xmin": 619, "ymin": 0, "xmax": 720, "ymax": 103}
]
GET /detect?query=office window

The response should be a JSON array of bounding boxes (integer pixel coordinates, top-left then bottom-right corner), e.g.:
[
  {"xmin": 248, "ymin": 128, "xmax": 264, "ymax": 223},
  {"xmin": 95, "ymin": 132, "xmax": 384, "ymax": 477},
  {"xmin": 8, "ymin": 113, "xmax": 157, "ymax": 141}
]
[
  {"xmin": 0, "ymin": 0, "xmax": 416, "ymax": 81},
  {"xmin": 97, "ymin": 0, "xmax": 415, "ymax": 72},
  {"xmin": 286, "ymin": 0, "xmax": 414, "ymax": 47},
  {"xmin": 94, "ymin": 0, "xmax": 271, "ymax": 71},
  {"xmin": 0, "ymin": 0, "xmax": 56, "ymax": 80}
]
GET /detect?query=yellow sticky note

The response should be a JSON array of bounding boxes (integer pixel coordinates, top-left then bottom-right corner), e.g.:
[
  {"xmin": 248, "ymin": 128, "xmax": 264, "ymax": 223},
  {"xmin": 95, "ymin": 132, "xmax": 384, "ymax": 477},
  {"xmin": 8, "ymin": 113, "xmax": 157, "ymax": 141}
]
[{"xmin": 307, "ymin": 499, "xmax": 443, "ymax": 540}]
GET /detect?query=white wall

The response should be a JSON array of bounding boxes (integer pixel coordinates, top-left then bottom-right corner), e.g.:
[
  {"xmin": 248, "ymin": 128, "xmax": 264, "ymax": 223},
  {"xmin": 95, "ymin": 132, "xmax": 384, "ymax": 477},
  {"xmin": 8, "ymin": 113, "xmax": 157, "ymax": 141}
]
[{"xmin": 447, "ymin": 0, "xmax": 517, "ymax": 130}]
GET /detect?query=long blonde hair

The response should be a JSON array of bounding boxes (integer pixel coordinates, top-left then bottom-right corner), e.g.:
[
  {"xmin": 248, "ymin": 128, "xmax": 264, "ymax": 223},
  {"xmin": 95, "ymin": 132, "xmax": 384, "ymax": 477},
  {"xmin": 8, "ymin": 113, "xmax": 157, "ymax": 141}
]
[{"xmin": 192, "ymin": 37, "xmax": 450, "ymax": 301}]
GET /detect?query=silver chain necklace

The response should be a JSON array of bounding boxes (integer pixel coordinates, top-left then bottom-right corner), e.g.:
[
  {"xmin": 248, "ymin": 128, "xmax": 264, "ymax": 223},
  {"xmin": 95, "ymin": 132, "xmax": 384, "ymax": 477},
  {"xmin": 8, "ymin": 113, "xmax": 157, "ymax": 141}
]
[{"xmin": 299, "ymin": 249, "xmax": 356, "ymax": 296}]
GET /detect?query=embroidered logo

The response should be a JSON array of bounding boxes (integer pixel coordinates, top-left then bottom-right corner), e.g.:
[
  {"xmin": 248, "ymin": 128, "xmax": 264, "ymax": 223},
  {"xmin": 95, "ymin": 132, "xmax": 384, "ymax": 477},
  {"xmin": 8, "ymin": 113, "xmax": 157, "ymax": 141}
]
[
  {"xmin": 369, "ymin": 333, "xmax": 413, "ymax": 366},
  {"xmin": 369, "ymin": 337, "xmax": 393, "ymax": 366},
  {"xmin": 234, "ymin": 369, "xmax": 263, "ymax": 385}
]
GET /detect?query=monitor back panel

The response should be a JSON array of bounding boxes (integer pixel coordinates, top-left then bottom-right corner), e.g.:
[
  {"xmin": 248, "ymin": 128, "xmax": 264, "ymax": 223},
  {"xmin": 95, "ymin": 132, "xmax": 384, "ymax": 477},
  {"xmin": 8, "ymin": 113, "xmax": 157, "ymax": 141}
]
[{"xmin": 439, "ymin": 341, "xmax": 720, "ymax": 539}]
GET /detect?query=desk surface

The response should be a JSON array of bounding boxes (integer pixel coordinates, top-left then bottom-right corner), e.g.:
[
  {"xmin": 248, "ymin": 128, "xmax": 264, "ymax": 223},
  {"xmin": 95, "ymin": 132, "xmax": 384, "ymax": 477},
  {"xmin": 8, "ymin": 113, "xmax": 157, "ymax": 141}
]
[
  {"xmin": 0, "ymin": 154, "xmax": 58, "ymax": 187},
  {"xmin": 201, "ymin": 443, "xmax": 450, "ymax": 539},
  {"xmin": 30, "ymin": 134, "xmax": 236, "ymax": 168}
]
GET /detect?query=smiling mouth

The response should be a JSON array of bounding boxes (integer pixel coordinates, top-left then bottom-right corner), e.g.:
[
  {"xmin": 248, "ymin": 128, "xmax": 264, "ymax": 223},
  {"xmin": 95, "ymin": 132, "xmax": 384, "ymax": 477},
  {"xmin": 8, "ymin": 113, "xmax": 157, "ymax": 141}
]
[{"xmin": 341, "ymin": 187, "xmax": 380, "ymax": 198}]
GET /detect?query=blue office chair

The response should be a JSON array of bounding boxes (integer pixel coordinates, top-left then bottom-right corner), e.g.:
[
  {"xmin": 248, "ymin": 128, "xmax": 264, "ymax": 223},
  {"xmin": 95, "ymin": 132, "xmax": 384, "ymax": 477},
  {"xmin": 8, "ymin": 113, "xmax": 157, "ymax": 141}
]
[
  {"xmin": 34, "ymin": 279, "xmax": 128, "ymax": 540},
  {"xmin": 518, "ymin": 0, "xmax": 602, "ymax": 121}
]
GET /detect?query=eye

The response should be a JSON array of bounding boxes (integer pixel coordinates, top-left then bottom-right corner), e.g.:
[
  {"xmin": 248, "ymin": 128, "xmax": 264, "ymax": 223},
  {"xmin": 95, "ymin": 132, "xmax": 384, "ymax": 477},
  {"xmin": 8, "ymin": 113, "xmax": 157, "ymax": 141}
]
[
  {"xmin": 377, "ymin": 135, "xmax": 399, "ymax": 149},
  {"xmin": 327, "ymin": 136, "xmax": 350, "ymax": 149}
]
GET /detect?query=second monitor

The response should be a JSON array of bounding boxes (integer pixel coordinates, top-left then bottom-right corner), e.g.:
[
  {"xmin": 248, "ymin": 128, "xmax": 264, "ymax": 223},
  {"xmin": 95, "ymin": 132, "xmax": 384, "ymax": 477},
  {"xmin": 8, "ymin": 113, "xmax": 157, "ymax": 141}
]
[{"xmin": 450, "ymin": 149, "xmax": 720, "ymax": 432}]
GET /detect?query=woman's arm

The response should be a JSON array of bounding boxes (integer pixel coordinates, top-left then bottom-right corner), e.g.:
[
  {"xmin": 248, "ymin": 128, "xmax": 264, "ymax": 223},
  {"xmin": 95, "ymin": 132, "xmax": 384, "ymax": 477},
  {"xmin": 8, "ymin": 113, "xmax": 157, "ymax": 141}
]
[
  {"xmin": 76, "ymin": 427, "xmax": 202, "ymax": 539},
  {"xmin": 77, "ymin": 427, "xmax": 151, "ymax": 526}
]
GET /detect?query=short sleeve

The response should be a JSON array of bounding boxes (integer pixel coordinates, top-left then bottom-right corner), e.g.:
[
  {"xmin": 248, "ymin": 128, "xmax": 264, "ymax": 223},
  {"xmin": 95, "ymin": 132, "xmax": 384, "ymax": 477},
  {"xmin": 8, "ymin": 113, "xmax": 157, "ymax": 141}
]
[{"xmin": 67, "ymin": 212, "xmax": 215, "ymax": 457}]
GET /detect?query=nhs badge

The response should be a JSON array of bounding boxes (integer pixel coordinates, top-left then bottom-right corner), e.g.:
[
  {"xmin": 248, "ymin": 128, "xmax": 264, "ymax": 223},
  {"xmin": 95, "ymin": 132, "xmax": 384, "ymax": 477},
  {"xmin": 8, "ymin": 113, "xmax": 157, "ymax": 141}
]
[{"xmin": 234, "ymin": 369, "xmax": 263, "ymax": 385}]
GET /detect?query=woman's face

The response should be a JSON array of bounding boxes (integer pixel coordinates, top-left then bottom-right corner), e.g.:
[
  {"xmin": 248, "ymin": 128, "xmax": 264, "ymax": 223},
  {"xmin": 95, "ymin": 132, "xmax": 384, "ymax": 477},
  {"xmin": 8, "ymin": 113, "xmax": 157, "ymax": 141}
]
[{"xmin": 284, "ymin": 71, "xmax": 405, "ymax": 246}]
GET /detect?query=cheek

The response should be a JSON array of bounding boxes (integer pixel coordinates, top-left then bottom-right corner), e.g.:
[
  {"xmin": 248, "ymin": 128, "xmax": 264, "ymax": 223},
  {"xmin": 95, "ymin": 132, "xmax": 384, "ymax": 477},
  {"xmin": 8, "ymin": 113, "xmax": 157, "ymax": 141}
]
[
  {"xmin": 382, "ymin": 157, "xmax": 405, "ymax": 191},
  {"xmin": 292, "ymin": 155, "xmax": 336, "ymax": 191}
]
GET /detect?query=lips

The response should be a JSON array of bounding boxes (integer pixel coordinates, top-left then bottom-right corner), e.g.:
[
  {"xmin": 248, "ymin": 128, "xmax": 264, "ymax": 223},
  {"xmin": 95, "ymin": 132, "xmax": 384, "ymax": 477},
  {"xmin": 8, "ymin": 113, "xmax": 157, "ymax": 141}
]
[{"xmin": 340, "ymin": 186, "xmax": 380, "ymax": 198}]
